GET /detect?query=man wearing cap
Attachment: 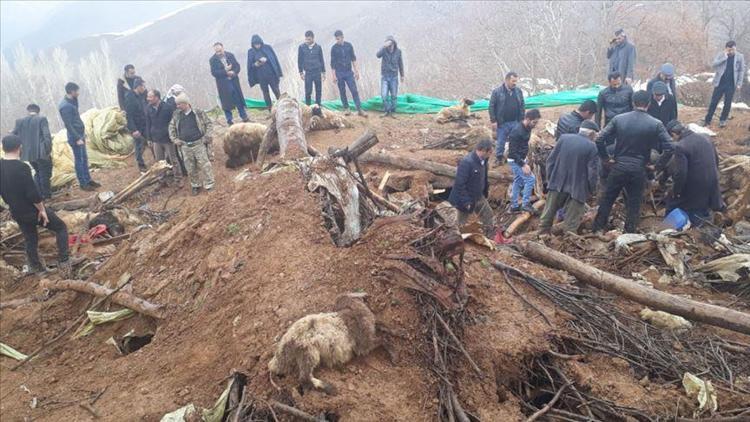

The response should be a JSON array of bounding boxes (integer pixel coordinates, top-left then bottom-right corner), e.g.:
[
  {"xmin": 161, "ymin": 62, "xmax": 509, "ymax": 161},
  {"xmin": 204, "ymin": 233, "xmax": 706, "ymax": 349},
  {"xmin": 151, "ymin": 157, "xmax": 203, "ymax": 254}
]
[
  {"xmin": 125, "ymin": 77, "xmax": 149, "ymax": 173},
  {"xmin": 592, "ymin": 90, "xmax": 673, "ymax": 233},
  {"xmin": 704, "ymin": 40, "xmax": 746, "ymax": 128},
  {"xmin": 540, "ymin": 120, "xmax": 601, "ymax": 235},
  {"xmin": 647, "ymin": 81, "xmax": 678, "ymax": 126},
  {"xmin": 663, "ymin": 120, "xmax": 723, "ymax": 226},
  {"xmin": 607, "ymin": 29, "xmax": 636, "ymax": 84},
  {"xmin": 448, "ymin": 139, "xmax": 496, "ymax": 238},
  {"xmin": 555, "ymin": 100, "xmax": 597, "ymax": 141},
  {"xmin": 169, "ymin": 93, "xmax": 215, "ymax": 195},
  {"xmin": 647, "ymin": 63, "xmax": 676, "ymax": 97}
]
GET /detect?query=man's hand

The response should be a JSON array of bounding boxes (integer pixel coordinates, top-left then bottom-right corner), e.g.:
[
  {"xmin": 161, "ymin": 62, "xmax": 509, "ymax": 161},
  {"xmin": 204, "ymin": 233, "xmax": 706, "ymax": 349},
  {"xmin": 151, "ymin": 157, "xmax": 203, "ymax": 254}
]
[
  {"xmin": 132, "ymin": 131, "xmax": 141, "ymax": 138},
  {"xmin": 259, "ymin": 57, "xmax": 267, "ymax": 63},
  {"xmin": 522, "ymin": 164, "xmax": 531, "ymax": 176},
  {"xmin": 400, "ymin": 76, "xmax": 405, "ymax": 83},
  {"xmin": 225, "ymin": 64, "xmax": 232, "ymax": 71},
  {"xmin": 491, "ymin": 122, "xmax": 498, "ymax": 131},
  {"xmin": 602, "ymin": 158, "xmax": 615, "ymax": 171},
  {"xmin": 38, "ymin": 208, "xmax": 49, "ymax": 227},
  {"xmin": 322, "ymin": 73, "xmax": 326, "ymax": 82},
  {"xmin": 174, "ymin": 139, "xmax": 185, "ymax": 146},
  {"xmin": 227, "ymin": 71, "xmax": 235, "ymax": 78},
  {"xmin": 354, "ymin": 71, "xmax": 360, "ymax": 81},
  {"xmin": 299, "ymin": 72, "xmax": 305, "ymax": 80},
  {"xmin": 76, "ymin": 139, "xmax": 85, "ymax": 146},
  {"xmin": 625, "ymin": 77, "xmax": 632, "ymax": 85}
]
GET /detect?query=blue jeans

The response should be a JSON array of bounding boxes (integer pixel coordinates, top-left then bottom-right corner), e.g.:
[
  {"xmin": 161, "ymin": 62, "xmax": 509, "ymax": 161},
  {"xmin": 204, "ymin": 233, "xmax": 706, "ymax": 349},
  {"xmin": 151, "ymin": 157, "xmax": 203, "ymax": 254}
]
[
  {"xmin": 336, "ymin": 70, "xmax": 361, "ymax": 110},
  {"xmin": 381, "ymin": 74, "xmax": 399, "ymax": 113},
  {"xmin": 223, "ymin": 83, "xmax": 248, "ymax": 124},
  {"xmin": 510, "ymin": 161, "xmax": 535, "ymax": 207},
  {"xmin": 68, "ymin": 141, "xmax": 91, "ymax": 187},
  {"xmin": 495, "ymin": 121, "xmax": 518, "ymax": 159},
  {"xmin": 304, "ymin": 71, "xmax": 323, "ymax": 106}
]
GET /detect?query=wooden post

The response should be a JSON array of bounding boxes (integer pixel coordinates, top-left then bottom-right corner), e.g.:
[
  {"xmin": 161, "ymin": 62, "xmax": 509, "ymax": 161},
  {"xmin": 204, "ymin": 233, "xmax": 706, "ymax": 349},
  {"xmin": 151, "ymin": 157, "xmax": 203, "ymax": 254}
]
[
  {"xmin": 360, "ymin": 151, "xmax": 511, "ymax": 183},
  {"xmin": 39, "ymin": 278, "xmax": 164, "ymax": 319}
]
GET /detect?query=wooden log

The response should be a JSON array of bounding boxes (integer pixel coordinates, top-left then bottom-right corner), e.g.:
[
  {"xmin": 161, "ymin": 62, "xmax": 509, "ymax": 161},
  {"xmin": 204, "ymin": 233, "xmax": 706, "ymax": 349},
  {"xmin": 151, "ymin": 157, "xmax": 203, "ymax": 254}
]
[
  {"xmin": 275, "ymin": 94, "xmax": 309, "ymax": 160},
  {"xmin": 39, "ymin": 278, "xmax": 164, "ymax": 319},
  {"xmin": 49, "ymin": 195, "xmax": 98, "ymax": 211},
  {"xmin": 360, "ymin": 151, "xmax": 511, "ymax": 183},
  {"xmin": 516, "ymin": 240, "xmax": 750, "ymax": 335},
  {"xmin": 101, "ymin": 161, "xmax": 171, "ymax": 210},
  {"xmin": 505, "ymin": 199, "xmax": 546, "ymax": 236},
  {"xmin": 329, "ymin": 129, "xmax": 379, "ymax": 162}
]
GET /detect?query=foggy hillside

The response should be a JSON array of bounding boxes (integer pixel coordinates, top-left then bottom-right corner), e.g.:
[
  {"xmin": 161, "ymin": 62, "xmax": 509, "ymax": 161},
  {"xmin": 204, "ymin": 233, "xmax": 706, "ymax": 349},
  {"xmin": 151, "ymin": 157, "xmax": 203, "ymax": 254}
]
[{"xmin": 1, "ymin": 1, "xmax": 748, "ymax": 132}]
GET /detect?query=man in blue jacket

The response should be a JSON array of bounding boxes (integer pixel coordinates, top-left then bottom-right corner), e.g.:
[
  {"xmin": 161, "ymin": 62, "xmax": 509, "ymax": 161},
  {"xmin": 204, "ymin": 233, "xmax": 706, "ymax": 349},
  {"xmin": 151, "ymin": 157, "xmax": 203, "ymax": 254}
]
[
  {"xmin": 247, "ymin": 34, "xmax": 283, "ymax": 111},
  {"xmin": 376, "ymin": 36, "xmax": 404, "ymax": 118},
  {"xmin": 58, "ymin": 82, "xmax": 99, "ymax": 191},
  {"xmin": 448, "ymin": 139, "xmax": 495, "ymax": 238},
  {"xmin": 488, "ymin": 71, "xmax": 525, "ymax": 165}
]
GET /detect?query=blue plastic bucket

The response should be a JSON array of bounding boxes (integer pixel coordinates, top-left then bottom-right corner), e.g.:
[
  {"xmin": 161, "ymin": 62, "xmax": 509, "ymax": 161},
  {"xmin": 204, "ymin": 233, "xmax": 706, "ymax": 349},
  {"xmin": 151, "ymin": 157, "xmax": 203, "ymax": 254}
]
[{"xmin": 664, "ymin": 208, "xmax": 689, "ymax": 230}]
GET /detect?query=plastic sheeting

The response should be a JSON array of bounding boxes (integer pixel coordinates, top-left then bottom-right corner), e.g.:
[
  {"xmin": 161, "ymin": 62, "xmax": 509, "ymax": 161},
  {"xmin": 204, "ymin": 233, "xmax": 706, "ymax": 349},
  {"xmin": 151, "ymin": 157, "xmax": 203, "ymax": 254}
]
[
  {"xmin": 50, "ymin": 107, "xmax": 133, "ymax": 188},
  {"xmin": 244, "ymin": 86, "xmax": 603, "ymax": 114}
]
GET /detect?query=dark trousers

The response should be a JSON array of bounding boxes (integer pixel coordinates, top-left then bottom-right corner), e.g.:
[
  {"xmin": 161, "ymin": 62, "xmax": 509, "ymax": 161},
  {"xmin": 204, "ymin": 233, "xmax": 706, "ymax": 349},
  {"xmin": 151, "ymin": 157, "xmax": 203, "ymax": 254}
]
[
  {"xmin": 260, "ymin": 79, "xmax": 281, "ymax": 110},
  {"xmin": 18, "ymin": 208, "xmax": 69, "ymax": 270},
  {"xmin": 223, "ymin": 83, "xmax": 248, "ymax": 124},
  {"xmin": 31, "ymin": 158, "xmax": 53, "ymax": 199},
  {"xmin": 134, "ymin": 134, "xmax": 147, "ymax": 170},
  {"xmin": 336, "ymin": 70, "xmax": 361, "ymax": 110},
  {"xmin": 592, "ymin": 166, "xmax": 646, "ymax": 233},
  {"xmin": 705, "ymin": 83, "xmax": 735, "ymax": 124},
  {"xmin": 304, "ymin": 71, "xmax": 322, "ymax": 105}
]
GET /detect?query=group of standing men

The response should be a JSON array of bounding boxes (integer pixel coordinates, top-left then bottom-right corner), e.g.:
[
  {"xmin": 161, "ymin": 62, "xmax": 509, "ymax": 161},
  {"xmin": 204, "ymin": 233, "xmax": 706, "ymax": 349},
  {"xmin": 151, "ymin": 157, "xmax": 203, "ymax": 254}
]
[
  {"xmin": 451, "ymin": 30, "xmax": 742, "ymax": 241},
  {"xmin": 211, "ymin": 31, "xmax": 404, "ymax": 122}
]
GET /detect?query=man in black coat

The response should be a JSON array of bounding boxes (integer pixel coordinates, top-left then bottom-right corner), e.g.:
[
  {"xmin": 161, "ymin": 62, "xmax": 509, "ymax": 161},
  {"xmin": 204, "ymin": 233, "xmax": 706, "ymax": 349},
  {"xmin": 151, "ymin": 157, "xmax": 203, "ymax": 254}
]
[
  {"xmin": 12, "ymin": 104, "xmax": 53, "ymax": 199},
  {"xmin": 592, "ymin": 90, "xmax": 674, "ymax": 233},
  {"xmin": 117, "ymin": 64, "xmax": 137, "ymax": 111},
  {"xmin": 125, "ymin": 77, "xmax": 148, "ymax": 173},
  {"xmin": 247, "ymin": 34, "xmax": 283, "ymax": 111},
  {"xmin": 664, "ymin": 120, "xmax": 723, "ymax": 226},
  {"xmin": 646, "ymin": 63, "xmax": 676, "ymax": 97},
  {"xmin": 448, "ymin": 139, "xmax": 495, "ymax": 237},
  {"xmin": 298, "ymin": 30, "xmax": 326, "ymax": 106},
  {"xmin": 540, "ymin": 120, "xmax": 601, "ymax": 234},
  {"xmin": 555, "ymin": 100, "xmax": 597, "ymax": 140},
  {"xmin": 488, "ymin": 71, "xmax": 525, "ymax": 164},
  {"xmin": 210, "ymin": 42, "xmax": 248, "ymax": 125},
  {"xmin": 146, "ymin": 89, "xmax": 182, "ymax": 180},
  {"xmin": 596, "ymin": 72, "xmax": 633, "ymax": 129},
  {"xmin": 647, "ymin": 81, "xmax": 678, "ymax": 126}
]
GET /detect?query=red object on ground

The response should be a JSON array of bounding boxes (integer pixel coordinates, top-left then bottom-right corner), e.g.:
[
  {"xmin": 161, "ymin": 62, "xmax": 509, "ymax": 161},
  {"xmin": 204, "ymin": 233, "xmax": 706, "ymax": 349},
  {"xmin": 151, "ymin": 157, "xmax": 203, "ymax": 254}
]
[
  {"xmin": 68, "ymin": 224, "xmax": 109, "ymax": 246},
  {"xmin": 494, "ymin": 230, "xmax": 513, "ymax": 245}
]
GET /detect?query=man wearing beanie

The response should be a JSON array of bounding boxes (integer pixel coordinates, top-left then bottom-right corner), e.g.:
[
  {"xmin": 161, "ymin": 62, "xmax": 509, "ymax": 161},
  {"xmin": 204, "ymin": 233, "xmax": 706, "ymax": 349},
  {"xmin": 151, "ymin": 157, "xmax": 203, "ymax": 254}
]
[
  {"xmin": 540, "ymin": 120, "xmax": 601, "ymax": 235},
  {"xmin": 592, "ymin": 90, "xmax": 674, "ymax": 233},
  {"xmin": 647, "ymin": 81, "xmax": 678, "ymax": 126},
  {"xmin": 663, "ymin": 120, "xmax": 723, "ymax": 226},
  {"xmin": 647, "ymin": 63, "xmax": 676, "ymax": 97},
  {"xmin": 169, "ymin": 93, "xmax": 215, "ymax": 195}
]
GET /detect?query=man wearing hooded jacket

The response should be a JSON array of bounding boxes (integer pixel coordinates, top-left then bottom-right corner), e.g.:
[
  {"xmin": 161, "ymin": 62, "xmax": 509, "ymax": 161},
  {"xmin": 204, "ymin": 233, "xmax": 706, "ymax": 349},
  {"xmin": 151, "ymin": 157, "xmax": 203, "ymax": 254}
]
[
  {"xmin": 376, "ymin": 35, "xmax": 404, "ymax": 117},
  {"xmin": 247, "ymin": 34, "xmax": 283, "ymax": 111}
]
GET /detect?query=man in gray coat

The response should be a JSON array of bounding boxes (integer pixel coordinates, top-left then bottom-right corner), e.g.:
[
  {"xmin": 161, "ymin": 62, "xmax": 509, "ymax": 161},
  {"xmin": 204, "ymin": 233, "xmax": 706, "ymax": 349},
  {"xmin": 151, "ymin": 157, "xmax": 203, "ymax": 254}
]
[
  {"xmin": 607, "ymin": 29, "xmax": 636, "ymax": 84},
  {"xmin": 704, "ymin": 41, "xmax": 746, "ymax": 128},
  {"xmin": 12, "ymin": 104, "xmax": 53, "ymax": 199},
  {"xmin": 539, "ymin": 120, "xmax": 600, "ymax": 234}
]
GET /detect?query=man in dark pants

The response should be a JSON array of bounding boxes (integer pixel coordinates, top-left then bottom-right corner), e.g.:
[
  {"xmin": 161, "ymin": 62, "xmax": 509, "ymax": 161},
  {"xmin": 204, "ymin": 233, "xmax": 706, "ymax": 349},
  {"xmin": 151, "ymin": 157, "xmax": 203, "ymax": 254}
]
[
  {"xmin": 488, "ymin": 71, "xmax": 525, "ymax": 165},
  {"xmin": 448, "ymin": 139, "xmax": 496, "ymax": 238},
  {"xmin": 125, "ymin": 77, "xmax": 149, "ymax": 173},
  {"xmin": 540, "ymin": 121, "xmax": 600, "ymax": 235},
  {"xmin": 664, "ymin": 120, "xmax": 723, "ymax": 226},
  {"xmin": 331, "ymin": 30, "xmax": 366, "ymax": 117},
  {"xmin": 146, "ymin": 89, "xmax": 182, "ymax": 181},
  {"xmin": 247, "ymin": 34, "xmax": 283, "ymax": 111},
  {"xmin": 647, "ymin": 81, "xmax": 678, "ymax": 126},
  {"xmin": 12, "ymin": 104, "xmax": 53, "ymax": 199},
  {"xmin": 210, "ymin": 42, "xmax": 248, "ymax": 125},
  {"xmin": 298, "ymin": 30, "xmax": 326, "ymax": 106},
  {"xmin": 0, "ymin": 135, "xmax": 71, "ymax": 277},
  {"xmin": 58, "ymin": 82, "xmax": 100, "ymax": 192},
  {"xmin": 592, "ymin": 91, "xmax": 674, "ymax": 233},
  {"xmin": 704, "ymin": 41, "xmax": 746, "ymax": 128},
  {"xmin": 555, "ymin": 100, "xmax": 597, "ymax": 140}
]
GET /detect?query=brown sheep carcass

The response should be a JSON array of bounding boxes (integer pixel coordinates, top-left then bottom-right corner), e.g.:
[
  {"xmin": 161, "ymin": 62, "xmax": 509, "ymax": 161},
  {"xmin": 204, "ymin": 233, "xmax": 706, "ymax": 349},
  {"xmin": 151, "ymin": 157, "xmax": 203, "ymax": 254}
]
[
  {"xmin": 222, "ymin": 122, "xmax": 269, "ymax": 168},
  {"xmin": 301, "ymin": 104, "xmax": 354, "ymax": 132},
  {"xmin": 436, "ymin": 98, "xmax": 475, "ymax": 124},
  {"xmin": 268, "ymin": 293, "xmax": 379, "ymax": 394}
]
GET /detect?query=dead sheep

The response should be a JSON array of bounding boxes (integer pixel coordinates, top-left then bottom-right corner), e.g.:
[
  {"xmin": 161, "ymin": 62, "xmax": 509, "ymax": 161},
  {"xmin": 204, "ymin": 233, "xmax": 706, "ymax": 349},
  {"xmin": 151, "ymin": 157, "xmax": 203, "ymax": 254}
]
[
  {"xmin": 268, "ymin": 293, "xmax": 379, "ymax": 394},
  {"xmin": 436, "ymin": 98, "xmax": 475, "ymax": 124},
  {"xmin": 222, "ymin": 122, "xmax": 269, "ymax": 168},
  {"xmin": 302, "ymin": 104, "xmax": 354, "ymax": 132}
]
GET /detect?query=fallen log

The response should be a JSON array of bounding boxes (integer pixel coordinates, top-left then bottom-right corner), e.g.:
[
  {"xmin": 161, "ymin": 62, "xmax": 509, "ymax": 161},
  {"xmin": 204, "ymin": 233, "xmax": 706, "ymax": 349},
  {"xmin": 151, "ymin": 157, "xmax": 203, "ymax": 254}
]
[
  {"xmin": 505, "ymin": 199, "xmax": 546, "ymax": 236},
  {"xmin": 258, "ymin": 93, "xmax": 309, "ymax": 168},
  {"xmin": 49, "ymin": 194, "xmax": 98, "ymax": 211},
  {"xmin": 328, "ymin": 129, "xmax": 379, "ymax": 162},
  {"xmin": 101, "ymin": 161, "xmax": 171, "ymax": 210},
  {"xmin": 515, "ymin": 240, "xmax": 750, "ymax": 335},
  {"xmin": 39, "ymin": 278, "xmax": 164, "ymax": 319},
  {"xmin": 360, "ymin": 151, "xmax": 511, "ymax": 183}
]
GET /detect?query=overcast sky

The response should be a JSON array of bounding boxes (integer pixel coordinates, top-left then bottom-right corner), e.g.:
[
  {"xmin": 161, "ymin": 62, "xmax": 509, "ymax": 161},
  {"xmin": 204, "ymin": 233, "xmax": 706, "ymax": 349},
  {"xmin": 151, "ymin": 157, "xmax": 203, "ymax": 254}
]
[{"xmin": 1, "ymin": 1, "xmax": 194, "ymax": 52}]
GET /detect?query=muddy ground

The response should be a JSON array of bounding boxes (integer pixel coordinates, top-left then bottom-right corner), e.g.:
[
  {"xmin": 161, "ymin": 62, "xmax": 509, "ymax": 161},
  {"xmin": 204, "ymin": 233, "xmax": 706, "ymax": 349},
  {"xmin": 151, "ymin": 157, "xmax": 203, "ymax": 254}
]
[{"xmin": 1, "ymin": 104, "xmax": 749, "ymax": 421}]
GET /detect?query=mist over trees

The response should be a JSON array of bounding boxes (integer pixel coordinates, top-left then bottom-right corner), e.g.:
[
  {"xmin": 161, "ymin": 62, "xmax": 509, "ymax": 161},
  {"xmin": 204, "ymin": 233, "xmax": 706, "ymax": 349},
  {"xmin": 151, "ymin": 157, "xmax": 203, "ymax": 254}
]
[{"xmin": 1, "ymin": 0, "xmax": 748, "ymax": 133}]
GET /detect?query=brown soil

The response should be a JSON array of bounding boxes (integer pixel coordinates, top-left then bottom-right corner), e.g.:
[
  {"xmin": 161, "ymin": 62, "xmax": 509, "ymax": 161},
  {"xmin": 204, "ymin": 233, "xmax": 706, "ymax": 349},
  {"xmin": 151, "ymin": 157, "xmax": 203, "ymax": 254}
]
[{"xmin": 1, "ymin": 105, "xmax": 748, "ymax": 421}]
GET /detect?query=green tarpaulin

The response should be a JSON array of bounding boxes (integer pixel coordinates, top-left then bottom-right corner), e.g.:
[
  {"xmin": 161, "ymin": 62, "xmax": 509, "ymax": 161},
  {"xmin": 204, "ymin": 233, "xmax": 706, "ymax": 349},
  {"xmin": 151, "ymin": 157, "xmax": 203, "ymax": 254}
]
[{"xmin": 243, "ymin": 86, "xmax": 602, "ymax": 114}]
